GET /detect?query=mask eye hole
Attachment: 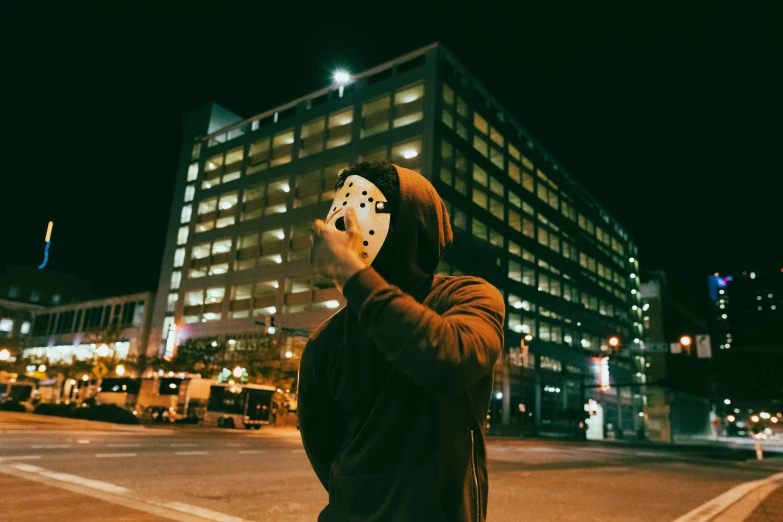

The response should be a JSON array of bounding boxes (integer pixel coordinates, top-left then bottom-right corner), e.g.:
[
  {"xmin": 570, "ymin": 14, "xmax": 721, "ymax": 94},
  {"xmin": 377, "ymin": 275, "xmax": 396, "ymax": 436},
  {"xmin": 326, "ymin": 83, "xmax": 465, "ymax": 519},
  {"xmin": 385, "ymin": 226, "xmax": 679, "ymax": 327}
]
[
  {"xmin": 368, "ymin": 197, "xmax": 374, "ymax": 202},
  {"xmin": 363, "ymin": 241, "xmax": 368, "ymax": 246},
  {"xmin": 360, "ymin": 203, "xmax": 366, "ymax": 208},
  {"xmin": 369, "ymin": 230, "xmax": 375, "ymax": 235},
  {"xmin": 362, "ymin": 191, "xmax": 367, "ymax": 196},
  {"xmin": 335, "ymin": 216, "xmax": 346, "ymax": 231}
]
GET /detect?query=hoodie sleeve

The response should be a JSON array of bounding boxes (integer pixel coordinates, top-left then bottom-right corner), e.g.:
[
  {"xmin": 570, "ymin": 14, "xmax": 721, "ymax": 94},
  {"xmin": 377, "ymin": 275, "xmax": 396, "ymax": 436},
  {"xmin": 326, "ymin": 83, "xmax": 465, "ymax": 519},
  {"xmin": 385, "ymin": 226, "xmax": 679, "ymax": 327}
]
[
  {"xmin": 298, "ymin": 335, "xmax": 344, "ymax": 491},
  {"xmin": 342, "ymin": 268, "xmax": 504, "ymax": 392}
]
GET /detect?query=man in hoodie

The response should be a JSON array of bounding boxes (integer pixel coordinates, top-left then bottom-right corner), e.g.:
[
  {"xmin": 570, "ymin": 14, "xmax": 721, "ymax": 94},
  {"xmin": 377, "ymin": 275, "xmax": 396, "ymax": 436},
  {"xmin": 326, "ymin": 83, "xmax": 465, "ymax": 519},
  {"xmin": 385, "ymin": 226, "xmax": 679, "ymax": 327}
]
[{"xmin": 300, "ymin": 160, "xmax": 505, "ymax": 522}]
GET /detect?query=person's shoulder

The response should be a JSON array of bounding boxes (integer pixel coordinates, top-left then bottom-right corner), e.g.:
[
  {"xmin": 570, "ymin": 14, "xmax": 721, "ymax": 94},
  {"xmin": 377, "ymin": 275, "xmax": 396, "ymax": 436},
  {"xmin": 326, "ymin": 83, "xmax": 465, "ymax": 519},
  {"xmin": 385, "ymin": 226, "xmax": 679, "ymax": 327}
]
[
  {"xmin": 307, "ymin": 309, "xmax": 346, "ymax": 347},
  {"xmin": 432, "ymin": 275, "xmax": 503, "ymax": 303}
]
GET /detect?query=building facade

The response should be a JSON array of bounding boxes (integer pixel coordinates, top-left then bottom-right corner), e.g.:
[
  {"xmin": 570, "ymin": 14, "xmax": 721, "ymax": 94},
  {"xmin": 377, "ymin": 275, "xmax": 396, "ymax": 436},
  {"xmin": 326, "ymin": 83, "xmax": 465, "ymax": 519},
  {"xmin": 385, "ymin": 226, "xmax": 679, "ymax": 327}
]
[
  {"xmin": 24, "ymin": 292, "xmax": 154, "ymax": 365},
  {"xmin": 708, "ymin": 270, "xmax": 783, "ymax": 404},
  {"xmin": 149, "ymin": 43, "xmax": 644, "ymax": 435}
]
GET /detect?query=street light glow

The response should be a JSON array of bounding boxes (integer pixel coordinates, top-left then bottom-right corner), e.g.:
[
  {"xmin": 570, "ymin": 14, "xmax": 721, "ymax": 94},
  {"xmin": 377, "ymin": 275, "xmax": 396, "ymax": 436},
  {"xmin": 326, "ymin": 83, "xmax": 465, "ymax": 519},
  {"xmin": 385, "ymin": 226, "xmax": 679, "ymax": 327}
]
[
  {"xmin": 608, "ymin": 336, "xmax": 620, "ymax": 348},
  {"xmin": 751, "ymin": 415, "xmax": 760, "ymax": 423},
  {"xmin": 115, "ymin": 364, "xmax": 125, "ymax": 376},
  {"xmin": 727, "ymin": 415, "xmax": 736, "ymax": 422},
  {"xmin": 0, "ymin": 349, "xmax": 11, "ymax": 361},
  {"xmin": 524, "ymin": 334, "xmax": 533, "ymax": 342},
  {"xmin": 724, "ymin": 399, "xmax": 731, "ymax": 405},
  {"xmin": 285, "ymin": 350, "xmax": 293, "ymax": 358},
  {"xmin": 333, "ymin": 70, "xmax": 352, "ymax": 85},
  {"xmin": 496, "ymin": 392, "xmax": 503, "ymax": 399},
  {"xmin": 680, "ymin": 336, "xmax": 692, "ymax": 347},
  {"xmin": 760, "ymin": 412, "xmax": 771, "ymax": 419},
  {"xmin": 96, "ymin": 344, "xmax": 110, "ymax": 357},
  {"xmin": 38, "ymin": 364, "xmax": 46, "ymax": 372},
  {"xmin": 232, "ymin": 366, "xmax": 243, "ymax": 378}
]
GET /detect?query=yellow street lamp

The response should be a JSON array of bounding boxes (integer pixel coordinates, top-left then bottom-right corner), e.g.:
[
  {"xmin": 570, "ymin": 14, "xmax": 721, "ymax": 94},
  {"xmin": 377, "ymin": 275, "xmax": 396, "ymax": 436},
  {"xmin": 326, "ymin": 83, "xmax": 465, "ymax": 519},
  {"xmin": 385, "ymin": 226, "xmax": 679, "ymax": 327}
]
[
  {"xmin": 609, "ymin": 336, "xmax": 620, "ymax": 348},
  {"xmin": 751, "ymin": 415, "xmax": 760, "ymax": 423},
  {"xmin": 680, "ymin": 336, "xmax": 692, "ymax": 347}
]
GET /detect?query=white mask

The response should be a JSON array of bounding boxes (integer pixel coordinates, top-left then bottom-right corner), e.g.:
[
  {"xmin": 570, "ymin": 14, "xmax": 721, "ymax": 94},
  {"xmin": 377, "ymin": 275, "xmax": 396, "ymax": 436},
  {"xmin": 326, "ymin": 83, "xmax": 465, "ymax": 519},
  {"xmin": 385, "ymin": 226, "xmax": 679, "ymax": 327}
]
[{"xmin": 326, "ymin": 174, "xmax": 391, "ymax": 266}]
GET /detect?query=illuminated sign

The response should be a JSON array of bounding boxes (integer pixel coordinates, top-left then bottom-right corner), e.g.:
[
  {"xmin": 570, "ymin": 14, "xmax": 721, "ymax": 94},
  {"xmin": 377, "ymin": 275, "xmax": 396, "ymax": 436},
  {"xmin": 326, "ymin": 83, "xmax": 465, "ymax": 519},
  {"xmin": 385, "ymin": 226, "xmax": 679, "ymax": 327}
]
[
  {"xmin": 600, "ymin": 357, "xmax": 610, "ymax": 390},
  {"xmin": 37, "ymin": 221, "xmax": 54, "ymax": 269},
  {"xmin": 164, "ymin": 323, "xmax": 178, "ymax": 359}
]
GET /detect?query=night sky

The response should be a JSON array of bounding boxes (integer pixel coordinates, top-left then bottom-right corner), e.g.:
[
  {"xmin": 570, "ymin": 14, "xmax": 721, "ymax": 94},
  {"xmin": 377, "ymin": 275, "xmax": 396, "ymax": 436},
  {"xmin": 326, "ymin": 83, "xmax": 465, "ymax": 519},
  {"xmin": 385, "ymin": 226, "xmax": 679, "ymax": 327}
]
[{"xmin": 5, "ymin": 4, "xmax": 780, "ymax": 302}]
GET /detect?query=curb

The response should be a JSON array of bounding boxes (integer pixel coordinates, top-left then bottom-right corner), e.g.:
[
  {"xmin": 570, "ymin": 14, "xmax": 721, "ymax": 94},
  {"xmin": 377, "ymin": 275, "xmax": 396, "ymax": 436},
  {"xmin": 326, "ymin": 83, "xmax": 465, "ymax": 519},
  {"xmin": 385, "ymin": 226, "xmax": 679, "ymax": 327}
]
[{"xmin": 673, "ymin": 472, "xmax": 783, "ymax": 522}]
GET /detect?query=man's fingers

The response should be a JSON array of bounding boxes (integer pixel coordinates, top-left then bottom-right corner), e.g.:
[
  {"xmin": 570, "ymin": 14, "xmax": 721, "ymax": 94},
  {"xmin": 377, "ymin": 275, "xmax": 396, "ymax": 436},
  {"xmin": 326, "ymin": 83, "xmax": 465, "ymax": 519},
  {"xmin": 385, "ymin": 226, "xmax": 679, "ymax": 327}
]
[
  {"xmin": 312, "ymin": 219, "xmax": 327, "ymax": 234},
  {"xmin": 344, "ymin": 206, "xmax": 362, "ymax": 236}
]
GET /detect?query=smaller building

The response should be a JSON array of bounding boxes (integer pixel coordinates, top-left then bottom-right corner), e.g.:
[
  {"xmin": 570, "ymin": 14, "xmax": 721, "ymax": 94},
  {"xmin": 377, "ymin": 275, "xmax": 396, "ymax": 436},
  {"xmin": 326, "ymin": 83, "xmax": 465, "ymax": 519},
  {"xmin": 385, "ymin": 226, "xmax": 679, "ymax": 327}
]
[
  {"xmin": 23, "ymin": 292, "xmax": 155, "ymax": 364},
  {"xmin": 0, "ymin": 265, "xmax": 91, "ymax": 307}
]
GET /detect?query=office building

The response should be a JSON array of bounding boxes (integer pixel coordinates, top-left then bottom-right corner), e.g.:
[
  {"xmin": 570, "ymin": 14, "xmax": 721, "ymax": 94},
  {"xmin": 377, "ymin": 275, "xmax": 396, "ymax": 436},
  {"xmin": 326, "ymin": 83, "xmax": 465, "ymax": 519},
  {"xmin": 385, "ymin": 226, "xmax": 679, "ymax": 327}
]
[{"xmin": 149, "ymin": 43, "xmax": 643, "ymax": 435}]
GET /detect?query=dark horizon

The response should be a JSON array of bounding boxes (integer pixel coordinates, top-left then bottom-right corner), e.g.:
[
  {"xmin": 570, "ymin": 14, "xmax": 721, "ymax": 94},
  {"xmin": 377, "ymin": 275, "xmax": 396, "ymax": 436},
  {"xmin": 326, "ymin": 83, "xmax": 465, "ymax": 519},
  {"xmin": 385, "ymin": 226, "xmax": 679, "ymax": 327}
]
[{"xmin": 5, "ymin": 5, "xmax": 780, "ymax": 301}]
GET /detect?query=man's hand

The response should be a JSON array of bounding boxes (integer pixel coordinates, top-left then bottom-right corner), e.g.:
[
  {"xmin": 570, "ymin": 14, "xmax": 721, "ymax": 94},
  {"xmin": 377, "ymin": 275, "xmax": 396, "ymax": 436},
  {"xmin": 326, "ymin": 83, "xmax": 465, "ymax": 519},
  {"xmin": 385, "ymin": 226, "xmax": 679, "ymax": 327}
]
[{"xmin": 311, "ymin": 206, "xmax": 367, "ymax": 291}]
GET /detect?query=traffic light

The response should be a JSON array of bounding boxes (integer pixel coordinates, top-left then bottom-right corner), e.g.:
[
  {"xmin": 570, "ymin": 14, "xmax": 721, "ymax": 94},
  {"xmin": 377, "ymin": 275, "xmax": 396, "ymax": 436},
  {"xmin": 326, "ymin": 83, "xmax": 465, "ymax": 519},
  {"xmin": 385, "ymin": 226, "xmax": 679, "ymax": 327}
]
[{"xmin": 265, "ymin": 315, "xmax": 276, "ymax": 335}]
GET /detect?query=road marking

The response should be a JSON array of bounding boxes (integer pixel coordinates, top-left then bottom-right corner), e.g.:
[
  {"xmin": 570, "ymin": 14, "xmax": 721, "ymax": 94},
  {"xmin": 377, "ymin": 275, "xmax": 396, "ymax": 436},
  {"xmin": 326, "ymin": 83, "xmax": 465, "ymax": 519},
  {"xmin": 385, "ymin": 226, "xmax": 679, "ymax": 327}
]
[
  {"xmin": 108, "ymin": 443, "xmax": 141, "ymax": 448},
  {"xmin": 77, "ymin": 439, "xmax": 90, "ymax": 444},
  {"xmin": 673, "ymin": 471, "xmax": 783, "ymax": 522},
  {"xmin": 11, "ymin": 465, "xmax": 130, "ymax": 494},
  {"xmin": 225, "ymin": 443, "xmax": 247, "ymax": 447},
  {"xmin": 10, "ymin": 464, "xmax": 44, "ymax": 473},
  {"xmin": 95, "ymin": 453, "xmax": 138, "ymax": 458},
  {"xmin": 0, "ymin": 455, "xmax": 42, "ymax": 462},
  {"xmin": 170, "ymin": 443, "xmax": 198, "ymax": 447},
  {"xmin": 0, "ymin": 463, "xmax": 248, "ymax": 521},
  {"xmin": 175, "ymin": 451, "xmax": 208, "ymax": 456},
  {"xmin": 30, "ymin": 444, "xmax": 72, "ymax": 449},
  {"xmin": 238, "ymin": 450, "xmax": 265, "ymax": 454},
  {"xmin": 291, "ymin": 449, "xmax": 305, "ymax": 454}
]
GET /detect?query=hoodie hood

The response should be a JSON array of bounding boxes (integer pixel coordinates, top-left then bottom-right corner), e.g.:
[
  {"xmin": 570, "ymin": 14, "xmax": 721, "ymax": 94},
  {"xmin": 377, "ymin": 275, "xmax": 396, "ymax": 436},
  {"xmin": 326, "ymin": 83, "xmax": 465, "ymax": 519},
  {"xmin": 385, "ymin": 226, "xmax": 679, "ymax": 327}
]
[{"xmin": 370, "ymin": 164, "xmax": 453, "ymax": 296}]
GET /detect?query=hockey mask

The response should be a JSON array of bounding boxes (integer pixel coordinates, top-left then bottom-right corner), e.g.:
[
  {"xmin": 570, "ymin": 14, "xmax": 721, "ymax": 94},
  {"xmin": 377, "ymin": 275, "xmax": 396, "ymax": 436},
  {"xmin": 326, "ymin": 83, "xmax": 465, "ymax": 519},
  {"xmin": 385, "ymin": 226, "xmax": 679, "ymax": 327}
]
[{"xmin": 326, "ymin": 174, "xmax": 392, "ymax": 266}]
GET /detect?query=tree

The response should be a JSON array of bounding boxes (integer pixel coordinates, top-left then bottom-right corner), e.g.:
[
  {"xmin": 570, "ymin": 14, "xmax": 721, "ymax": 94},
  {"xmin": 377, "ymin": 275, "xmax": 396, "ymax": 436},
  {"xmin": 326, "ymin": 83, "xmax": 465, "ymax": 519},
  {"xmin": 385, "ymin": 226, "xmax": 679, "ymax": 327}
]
[{"xmin": 170, "ymin": 338, "xmax": 224, "ymax": 377}]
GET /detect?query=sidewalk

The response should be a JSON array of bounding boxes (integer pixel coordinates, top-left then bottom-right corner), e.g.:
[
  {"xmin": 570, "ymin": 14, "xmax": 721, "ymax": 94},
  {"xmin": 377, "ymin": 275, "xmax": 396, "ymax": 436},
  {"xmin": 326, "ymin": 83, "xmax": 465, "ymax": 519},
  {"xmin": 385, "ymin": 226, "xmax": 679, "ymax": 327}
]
[{"xmin": 0, "ymin": 411, "xmax": 173, "ymax": 434}]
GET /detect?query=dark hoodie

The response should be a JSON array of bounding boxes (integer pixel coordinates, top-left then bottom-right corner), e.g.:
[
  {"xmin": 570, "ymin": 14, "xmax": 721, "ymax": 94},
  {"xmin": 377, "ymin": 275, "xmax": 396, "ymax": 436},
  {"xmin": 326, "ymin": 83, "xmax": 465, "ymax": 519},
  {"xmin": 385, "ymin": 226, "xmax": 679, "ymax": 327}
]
[{"xmin": 299, "ymin": 165, "xmax": 505, "ymax": 522}]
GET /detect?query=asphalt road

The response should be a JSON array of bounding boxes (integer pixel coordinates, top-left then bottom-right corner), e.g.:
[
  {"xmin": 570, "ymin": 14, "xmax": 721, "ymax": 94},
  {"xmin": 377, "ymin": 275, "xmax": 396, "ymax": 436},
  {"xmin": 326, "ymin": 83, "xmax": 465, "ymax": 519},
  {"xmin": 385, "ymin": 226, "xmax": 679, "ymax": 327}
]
[{"xmin": 1, "ymin": 415, "xmax": 782, "ymax": 522}]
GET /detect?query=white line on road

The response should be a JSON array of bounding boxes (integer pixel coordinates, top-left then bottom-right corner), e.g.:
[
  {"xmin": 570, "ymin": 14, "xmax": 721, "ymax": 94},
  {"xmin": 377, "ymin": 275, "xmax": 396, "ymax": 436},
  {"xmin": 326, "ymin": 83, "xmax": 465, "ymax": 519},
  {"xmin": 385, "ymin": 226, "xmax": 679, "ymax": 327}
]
[
  {"xmin": 107, "ymin": 443, "xmax": 141, "ymax": 448},
  {"xmin": 291, "ymin": 449, "xmax": 305, "ymax": 454},
  {"xmin": 238, "ymin": 450, "xmax": 265, "ymax": 454},
  {"xmin": 0, "ymin": 463, "xmax": 248, "ymax": 521},
  {"xmin": 30, "ymin": 444, "xmax": 72, "ymax": 449},
  {"xmin": 77, "ymin": 440, "xmax": 91, "ymax": 444},
  {"xmin": 0, "ymin": 455, "xmax": 42, "ymax": 462},
  {"xmin": 14, "ymin": 466, "xmax": 130, "ymax": 494},
  {"xmin": 175, "ymin": 451, "xmax": 208, "ymax": 456},
  {"xmin": 95, "ymin": 453, "xmax": 138, "ymax": 458},
  {"xmin": 170, "ymin": 443, "xmax": 199, "ymax": 447},
  {"xmin": 224, "ymin": 443, "xmax": 247, "ymax": 447},
  {"xmin": 672, "ymin": 471, "xmax": 783, "ymax": 522}
]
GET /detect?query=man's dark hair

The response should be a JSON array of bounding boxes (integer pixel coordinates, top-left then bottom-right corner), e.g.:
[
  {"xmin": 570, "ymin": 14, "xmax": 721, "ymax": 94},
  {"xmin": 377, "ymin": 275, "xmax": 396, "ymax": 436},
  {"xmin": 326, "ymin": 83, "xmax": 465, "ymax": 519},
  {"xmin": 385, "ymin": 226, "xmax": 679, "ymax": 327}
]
[{"xmin": 334, "ymin": 160, "xmax": 400, "ymax": 216}]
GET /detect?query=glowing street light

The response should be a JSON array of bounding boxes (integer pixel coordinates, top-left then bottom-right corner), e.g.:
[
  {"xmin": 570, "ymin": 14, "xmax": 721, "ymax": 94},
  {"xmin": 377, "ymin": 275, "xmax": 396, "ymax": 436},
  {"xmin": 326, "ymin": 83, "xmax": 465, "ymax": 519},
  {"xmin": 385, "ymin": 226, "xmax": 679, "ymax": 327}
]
[
  {"xmin": 115, "ymin": 364, "xmax": 125, "ymax": 376},
  {"xmin": 37, "ymin": 364, "xmax": 47, "ymax": 372},
  {"xmin": 724, "ymin": 399, "xmax": 731, "ymax": 405},
  {"xmin": 751, "ymin": 415, "xmax": 760, "ymax": 423},
  {"xmin": 285, "ymin": 350, "xmax": 293, "ymax": 359},
  {"xmin": 727, "ymin": 415, "xmax": 736, "ymax": 422},
  {"xmin": 680, "ymin": 336, "xmax": 692, "ymax": 347},
  {"xmin": 524, "ymin": 334, "xmax": 533, "ymax": 342},
  {"xmin": 0, "ymin": 349, "xmax": 10, "ymax": 361},
  {"xmin": 232, "ymin": 367, "xmax": 243, "ymax": 378},
  {"xmin": 332, "ymin": 70, "xmax": 352, "ymax": 85},
  {"xmin": 760, "ymin": 412, "xmax": 771, "ymax": 419},
  {"xmin": 609, "ymin": 336, "xmax": 620, "ymax": 348},
  {"xmin": 96, "ymin": 344, "xmax": 110, "ymax": 357}
]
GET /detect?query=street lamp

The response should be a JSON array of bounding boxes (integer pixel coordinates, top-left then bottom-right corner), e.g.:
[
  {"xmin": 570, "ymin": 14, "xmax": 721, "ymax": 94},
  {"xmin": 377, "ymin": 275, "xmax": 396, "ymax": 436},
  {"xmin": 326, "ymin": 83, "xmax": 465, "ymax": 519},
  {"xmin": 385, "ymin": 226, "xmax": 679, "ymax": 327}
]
[
  {"xmin": 680, "ymin": 336, "xmax": 692, "ymax": 347},
  {"xmin": 524, "ymin": 334, "xmax": 533, "ymax": 342},
  {"xmin": 38, "ymin": 364, "xmax": 46, "ymax": 372},
  {"xmin": 285, "ymin": 350, "xmax": 293, "ymax": 359},
  {"xmin": 0, "ymin": 348, "xmax": 10, "ymax": 361},
  {"xmin": 609, "ymin": 336, "xmax": 620, "ymax": 348},
  {"xmin": 751, "ymin": 415, "xmax": 760, "ymax": 423},
  {"xmin": 724, "ymin": 399, "xmax": 731, "ymax": 405},
  {"xmin": 115, "ymin": 364, "xmax": 125, "ymax": 376},
  {"xmin": 232, "ymin": 366, "xmax": 243, "ymax": 378},
  {"xmin": 727, "ymin": 415, "xmax": 736, "ymax": 422},
  {"xmin": 96, "ymin": 344, "xmax": 110, "ymax": 357},
  {"xmin": 333, "ymin": 70, "xmax": 352, "ymax": 85}
]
